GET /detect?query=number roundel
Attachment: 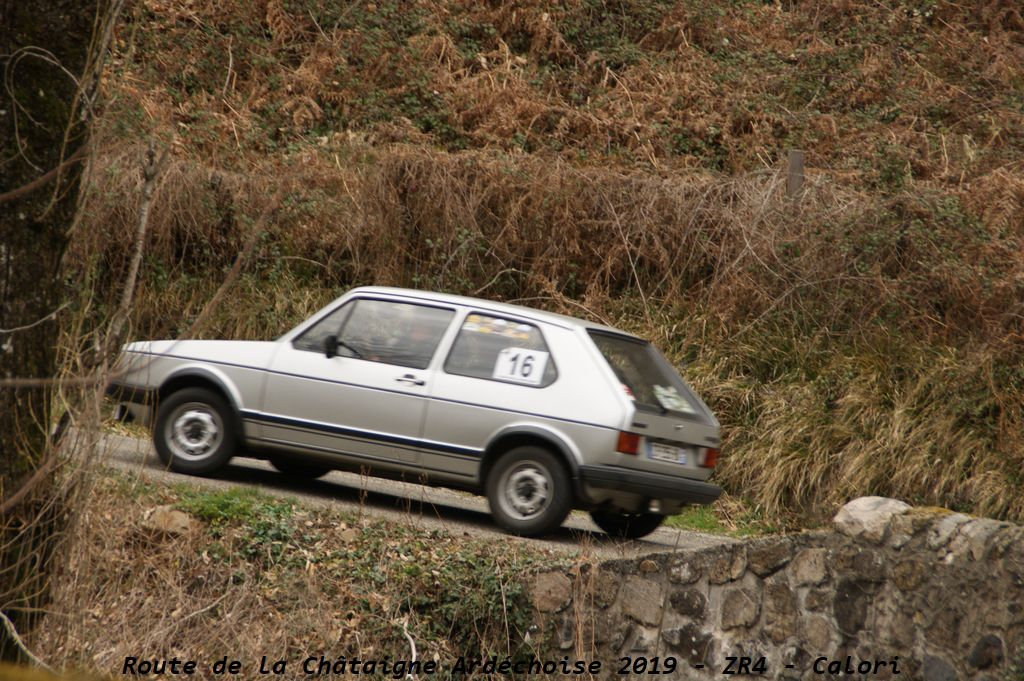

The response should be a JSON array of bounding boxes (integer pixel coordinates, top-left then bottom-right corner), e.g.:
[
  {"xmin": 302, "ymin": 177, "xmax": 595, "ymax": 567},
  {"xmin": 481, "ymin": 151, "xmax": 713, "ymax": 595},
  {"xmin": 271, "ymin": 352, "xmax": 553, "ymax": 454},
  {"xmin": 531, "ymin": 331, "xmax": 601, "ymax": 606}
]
[{"xmin": 492, "ymin": 347, "xmax": 549, "ymax": 385}]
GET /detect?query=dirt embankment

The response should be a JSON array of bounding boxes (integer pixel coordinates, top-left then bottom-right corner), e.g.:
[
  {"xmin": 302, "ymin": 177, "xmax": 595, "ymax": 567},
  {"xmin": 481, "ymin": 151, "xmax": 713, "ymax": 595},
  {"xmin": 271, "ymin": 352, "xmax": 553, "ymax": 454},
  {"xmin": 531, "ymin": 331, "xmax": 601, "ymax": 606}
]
[{"xmin": 33, "ymin": 476, "xmax": 555, "ymax": 678}]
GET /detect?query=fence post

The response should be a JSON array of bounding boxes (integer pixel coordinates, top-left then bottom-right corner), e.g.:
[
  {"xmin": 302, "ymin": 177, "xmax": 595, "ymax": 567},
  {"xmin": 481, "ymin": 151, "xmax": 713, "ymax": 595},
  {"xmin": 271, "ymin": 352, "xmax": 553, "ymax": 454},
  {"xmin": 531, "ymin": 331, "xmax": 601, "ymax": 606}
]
[{"xmin": 787, "ymin": 149, "xmax": 805, "ymax": 199}]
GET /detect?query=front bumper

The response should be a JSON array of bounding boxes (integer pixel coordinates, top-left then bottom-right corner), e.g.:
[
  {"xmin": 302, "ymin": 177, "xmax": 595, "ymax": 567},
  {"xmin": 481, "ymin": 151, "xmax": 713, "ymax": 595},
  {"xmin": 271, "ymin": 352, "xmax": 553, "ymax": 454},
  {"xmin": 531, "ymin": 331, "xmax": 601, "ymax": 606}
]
[
  {"xmin": 106, "ymin": 382, "xmax": 157, "ymax": 425},
  {"xmin": 105, "ymin": 381, "xmax": 155, "ymax": 405},
  {"xmin": 579, "ymin": 464, "xmax": 722, "ymax": 505}
]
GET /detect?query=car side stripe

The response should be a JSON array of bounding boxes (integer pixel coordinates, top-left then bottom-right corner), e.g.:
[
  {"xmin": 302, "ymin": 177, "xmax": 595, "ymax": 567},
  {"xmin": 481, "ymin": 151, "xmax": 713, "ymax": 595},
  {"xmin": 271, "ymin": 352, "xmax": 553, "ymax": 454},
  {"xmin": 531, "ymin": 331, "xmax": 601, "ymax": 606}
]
[{"xmin": 242, "ymin": 410, "xmax": 481, "ymax": 458}]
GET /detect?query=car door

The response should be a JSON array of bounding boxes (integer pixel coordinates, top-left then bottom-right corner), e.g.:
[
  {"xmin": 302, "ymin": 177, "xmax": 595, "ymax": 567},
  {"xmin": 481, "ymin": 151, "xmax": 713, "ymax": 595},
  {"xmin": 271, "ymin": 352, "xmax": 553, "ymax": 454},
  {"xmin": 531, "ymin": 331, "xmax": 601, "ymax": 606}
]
[
  {"xmin": 258, "ymin": 297, "xmax": 455, "ymax": 470},
  {"xmin": 420, "ymin": 312, "xmax": 560, "ymax": 481}
]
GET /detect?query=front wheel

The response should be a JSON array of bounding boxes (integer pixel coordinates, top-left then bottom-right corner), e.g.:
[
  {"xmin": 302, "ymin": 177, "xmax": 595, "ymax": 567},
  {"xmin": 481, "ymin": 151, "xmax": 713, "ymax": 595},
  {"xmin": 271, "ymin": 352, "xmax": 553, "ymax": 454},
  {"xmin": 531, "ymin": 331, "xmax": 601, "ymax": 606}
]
[
  {"xmin": 590, "ymin": 509, "xmax": 665, "ymax": 539},
  {"xmin": 486, "ymin": 446, "xmax": 572, "ymax": 537},
  {"xmin": 153, "ymin": 388, "xmax": 236, "ymax": 476}
]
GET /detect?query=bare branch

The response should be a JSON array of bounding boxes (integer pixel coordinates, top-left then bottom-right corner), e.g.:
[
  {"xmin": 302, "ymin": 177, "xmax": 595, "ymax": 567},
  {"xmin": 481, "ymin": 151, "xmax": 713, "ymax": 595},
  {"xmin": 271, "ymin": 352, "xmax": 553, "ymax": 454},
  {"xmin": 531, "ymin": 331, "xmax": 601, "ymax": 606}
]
[
  {"xmin": 0, "ymin": 303, "xmax": 69, "ymax": 335},
  {"xmin": 179, "ymin": 185, "xmax": 287, "ymax": 339},
  {"xmin": 401, "ymin": 618, "xmax": 418, "ymax": 681},
  {"xmin": 103, "ymin": 141, "xmax": 170, "ymax": 357},
  {"xmin": 0, "ymin": 455, "xmax": 57, "ymax": 516},
  {"xmin": 0, "ymin": 374, "xmax": 106, "ymax": 389},
  {"xmin": 0, "ymin": 609, "xmax": 54, "ymax": 673},
  {"xmin": 0, "ymin": 148, "xmax": 87, "ymax": 205}
]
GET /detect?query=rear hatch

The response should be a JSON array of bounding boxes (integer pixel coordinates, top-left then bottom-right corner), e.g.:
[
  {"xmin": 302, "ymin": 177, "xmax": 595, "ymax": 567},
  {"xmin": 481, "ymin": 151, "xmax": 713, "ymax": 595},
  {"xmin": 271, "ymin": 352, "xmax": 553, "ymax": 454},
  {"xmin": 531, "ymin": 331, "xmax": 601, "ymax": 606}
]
[{"xmin": 587, "ymin": 330, "xmax": 720, "ymax": 477}]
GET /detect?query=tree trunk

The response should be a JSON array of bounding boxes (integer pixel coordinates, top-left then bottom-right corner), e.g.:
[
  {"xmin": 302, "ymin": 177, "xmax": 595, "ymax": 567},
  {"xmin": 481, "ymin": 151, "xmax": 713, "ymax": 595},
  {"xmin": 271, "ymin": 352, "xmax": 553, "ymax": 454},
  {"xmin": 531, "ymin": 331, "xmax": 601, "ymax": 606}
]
[{"xmin": 0, "ymin": 0, "xmax": 104, "ymax": 662}]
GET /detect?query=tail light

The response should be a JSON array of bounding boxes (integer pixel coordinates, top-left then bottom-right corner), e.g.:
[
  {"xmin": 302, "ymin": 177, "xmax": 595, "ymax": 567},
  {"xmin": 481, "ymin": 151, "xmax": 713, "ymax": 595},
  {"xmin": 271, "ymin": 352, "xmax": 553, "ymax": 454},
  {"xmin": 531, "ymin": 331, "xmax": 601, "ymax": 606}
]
[
  {"xmin": 701, "ymin": 447, "xmax": 719, "ymax": 468},
  {"xmin": 616, "ymin": 431, "xmax": 640, "ymax": 455}
]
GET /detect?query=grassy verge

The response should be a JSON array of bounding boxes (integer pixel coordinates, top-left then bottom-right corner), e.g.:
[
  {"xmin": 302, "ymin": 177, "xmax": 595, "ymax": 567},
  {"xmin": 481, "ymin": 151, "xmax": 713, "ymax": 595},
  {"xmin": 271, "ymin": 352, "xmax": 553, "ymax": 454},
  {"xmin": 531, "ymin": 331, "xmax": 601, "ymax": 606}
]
[
  {"xmin": 35, "ymin": 474, "xmax": 564, "ymax": 679},
  {"xmin": 666, "ymin": 495, "xmax": 784, "ymax": 538}
]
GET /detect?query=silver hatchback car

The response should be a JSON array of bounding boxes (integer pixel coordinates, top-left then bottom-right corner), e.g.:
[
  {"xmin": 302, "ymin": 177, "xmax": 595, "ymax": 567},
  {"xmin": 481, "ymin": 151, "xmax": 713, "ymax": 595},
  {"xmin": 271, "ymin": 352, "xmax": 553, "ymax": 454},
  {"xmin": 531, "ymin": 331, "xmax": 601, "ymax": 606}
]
[{"xmin": 109, "ymin": 287, "xmax": 722, "ymax": 538}]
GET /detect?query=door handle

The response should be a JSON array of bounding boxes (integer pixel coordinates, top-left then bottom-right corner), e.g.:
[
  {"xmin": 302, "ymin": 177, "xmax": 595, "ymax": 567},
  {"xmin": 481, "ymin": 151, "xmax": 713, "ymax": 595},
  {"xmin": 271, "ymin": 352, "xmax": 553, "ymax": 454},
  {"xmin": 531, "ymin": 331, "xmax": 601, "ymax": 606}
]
[{"xmin": 396, "ymin": 374, "xmax": 425, "ymax": 386}]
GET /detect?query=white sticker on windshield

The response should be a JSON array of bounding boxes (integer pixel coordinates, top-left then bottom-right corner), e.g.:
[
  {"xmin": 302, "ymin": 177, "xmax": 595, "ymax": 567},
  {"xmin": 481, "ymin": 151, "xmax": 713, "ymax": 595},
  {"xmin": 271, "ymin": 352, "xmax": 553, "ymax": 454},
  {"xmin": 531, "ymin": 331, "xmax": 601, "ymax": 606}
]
[
  {"xmin": 492, "ymin": 348, "xmax": 549, "ymax": 385},
  {"xmin": 654, "ymin": 385, "xmax": 694, "ymax": 413}
]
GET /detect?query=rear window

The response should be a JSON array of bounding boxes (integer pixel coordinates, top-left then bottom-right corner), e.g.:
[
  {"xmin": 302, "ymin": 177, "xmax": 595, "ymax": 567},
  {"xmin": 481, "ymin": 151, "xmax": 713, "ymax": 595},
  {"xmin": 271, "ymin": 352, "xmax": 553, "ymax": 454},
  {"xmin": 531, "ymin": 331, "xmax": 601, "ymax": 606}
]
[{"xmin": 588, "ymin": 331, "xmax": 700, "ymax": 416}]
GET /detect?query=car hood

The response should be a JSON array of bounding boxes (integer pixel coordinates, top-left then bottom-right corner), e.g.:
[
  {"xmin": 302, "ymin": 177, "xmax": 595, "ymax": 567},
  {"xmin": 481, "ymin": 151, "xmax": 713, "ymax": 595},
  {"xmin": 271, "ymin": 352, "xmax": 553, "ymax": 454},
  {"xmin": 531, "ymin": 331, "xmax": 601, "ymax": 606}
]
[{"xmin": 123, "ymin": 339, "xmax": 280, "ymax": 367}]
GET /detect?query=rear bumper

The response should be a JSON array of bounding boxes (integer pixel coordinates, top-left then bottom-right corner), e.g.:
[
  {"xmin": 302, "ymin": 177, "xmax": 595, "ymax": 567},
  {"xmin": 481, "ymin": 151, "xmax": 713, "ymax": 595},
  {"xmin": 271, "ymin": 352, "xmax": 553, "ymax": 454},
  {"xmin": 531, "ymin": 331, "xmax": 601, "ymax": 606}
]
[{"xmin": 579, "ymin": 464, "xmax": 722, "ymax": 505}]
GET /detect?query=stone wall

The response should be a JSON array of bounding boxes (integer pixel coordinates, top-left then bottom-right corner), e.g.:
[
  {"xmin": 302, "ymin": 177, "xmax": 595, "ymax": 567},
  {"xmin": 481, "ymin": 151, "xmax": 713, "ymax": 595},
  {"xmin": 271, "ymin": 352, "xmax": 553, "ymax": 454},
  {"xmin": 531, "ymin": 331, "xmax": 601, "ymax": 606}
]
[{"xmin": 531, "ymin": 499, "xmax": 1024, "ymax": 680}]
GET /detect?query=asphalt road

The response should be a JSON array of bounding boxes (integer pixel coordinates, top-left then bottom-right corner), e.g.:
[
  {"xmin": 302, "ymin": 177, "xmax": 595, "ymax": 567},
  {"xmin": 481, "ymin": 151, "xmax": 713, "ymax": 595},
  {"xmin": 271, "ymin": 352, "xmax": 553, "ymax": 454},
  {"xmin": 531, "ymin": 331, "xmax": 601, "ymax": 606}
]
[{"xmin": 101, "ymin": 432, "xmax": 735, "ymax": 559}]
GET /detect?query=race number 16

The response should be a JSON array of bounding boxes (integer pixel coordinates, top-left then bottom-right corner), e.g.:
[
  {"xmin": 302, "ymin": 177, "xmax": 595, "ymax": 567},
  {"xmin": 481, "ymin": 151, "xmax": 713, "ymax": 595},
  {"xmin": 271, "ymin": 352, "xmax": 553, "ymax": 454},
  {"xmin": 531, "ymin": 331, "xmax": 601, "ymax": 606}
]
[{"xmin": 492, "ymin": 348, "xmax": 549, "ymax": 385}]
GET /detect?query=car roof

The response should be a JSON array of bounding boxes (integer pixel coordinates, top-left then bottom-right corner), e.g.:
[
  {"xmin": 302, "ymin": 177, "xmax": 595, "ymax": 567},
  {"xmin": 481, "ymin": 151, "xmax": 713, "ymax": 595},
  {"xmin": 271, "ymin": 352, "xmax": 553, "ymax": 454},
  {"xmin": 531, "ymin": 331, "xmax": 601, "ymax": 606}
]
[{"xmin": 348, "ymin": 286, "xmax": 643, "ymax": 339}]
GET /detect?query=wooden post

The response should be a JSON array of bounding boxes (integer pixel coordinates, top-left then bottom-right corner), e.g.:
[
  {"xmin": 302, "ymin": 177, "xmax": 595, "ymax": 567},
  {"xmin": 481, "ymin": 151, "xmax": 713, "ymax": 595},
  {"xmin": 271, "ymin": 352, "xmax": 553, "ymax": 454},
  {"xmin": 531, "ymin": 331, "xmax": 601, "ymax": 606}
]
[{"xmin": 787, "ymin": 149, "xmax": 805, "ymax": 198}]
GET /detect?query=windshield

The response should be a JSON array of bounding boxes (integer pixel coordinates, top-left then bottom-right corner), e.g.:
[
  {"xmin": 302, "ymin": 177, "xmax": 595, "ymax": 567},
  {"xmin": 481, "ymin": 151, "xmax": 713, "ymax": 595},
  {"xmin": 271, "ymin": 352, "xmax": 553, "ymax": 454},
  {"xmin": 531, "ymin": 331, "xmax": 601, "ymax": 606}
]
[{"xmin": 588, "ymin": 331, "xmax": 701, "ymax": 416}]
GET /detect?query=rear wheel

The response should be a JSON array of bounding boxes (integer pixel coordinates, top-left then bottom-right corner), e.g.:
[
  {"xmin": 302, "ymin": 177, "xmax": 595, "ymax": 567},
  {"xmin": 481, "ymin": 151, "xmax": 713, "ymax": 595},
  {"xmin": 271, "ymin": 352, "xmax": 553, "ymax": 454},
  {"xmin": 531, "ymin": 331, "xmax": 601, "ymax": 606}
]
[
  {"xmin": 590, "ymin": 509, "xmax": 665, "ymax": 539},
  {"xmin": 269, "ymin": 455, "xmax": 332, "ymax": 480},
  {"xmin": 153, "ymin": 388, "xmax": 236, "ymax": 475},
  {"xmin": 486, "ymin": 446, "xmax": 572, "ymax": 537}
]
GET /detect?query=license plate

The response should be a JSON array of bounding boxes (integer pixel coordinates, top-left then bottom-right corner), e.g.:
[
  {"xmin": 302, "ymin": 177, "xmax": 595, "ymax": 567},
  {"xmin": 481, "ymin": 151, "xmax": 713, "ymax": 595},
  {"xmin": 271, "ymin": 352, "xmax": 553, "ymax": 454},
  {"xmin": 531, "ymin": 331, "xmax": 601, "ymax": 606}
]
[{"xmin": 649, "ymin": 442, "xmax": 688, "ymax": 464}]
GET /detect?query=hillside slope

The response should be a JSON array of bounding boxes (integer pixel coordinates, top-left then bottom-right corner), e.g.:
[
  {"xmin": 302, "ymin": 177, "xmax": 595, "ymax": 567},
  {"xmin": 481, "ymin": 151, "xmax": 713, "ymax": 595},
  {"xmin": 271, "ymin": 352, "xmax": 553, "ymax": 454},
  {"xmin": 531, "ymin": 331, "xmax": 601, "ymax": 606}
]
[{"xmin": 77, "ymin": 0, "xmax": 1024, "ymax": 524}]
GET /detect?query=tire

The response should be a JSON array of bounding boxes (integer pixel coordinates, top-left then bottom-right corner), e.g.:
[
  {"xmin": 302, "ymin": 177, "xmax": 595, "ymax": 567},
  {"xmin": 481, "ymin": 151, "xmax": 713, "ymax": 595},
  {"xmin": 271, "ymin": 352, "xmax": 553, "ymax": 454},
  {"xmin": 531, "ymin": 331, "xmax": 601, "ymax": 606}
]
[
  {"xmin": 590, "ymin": 510, "xmax": 665, "ymax": 540},
  {"xmin": 269, "ymin": 455, "xmax": 332, "ymax": 480},
  {"xmin": 153, "ymin": 387, "xmax": 236, "ymax": 475},
  {"xmin": 485, "ymin": 446, "xmax": 572, "ymax": 537}
]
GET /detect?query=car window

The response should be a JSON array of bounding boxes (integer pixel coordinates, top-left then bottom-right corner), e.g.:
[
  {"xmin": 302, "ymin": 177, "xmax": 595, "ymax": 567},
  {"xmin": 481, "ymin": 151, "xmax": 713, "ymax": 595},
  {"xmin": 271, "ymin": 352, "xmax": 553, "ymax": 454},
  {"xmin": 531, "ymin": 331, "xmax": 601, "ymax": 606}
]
[
  {"xmin": 444, "ymin": 313, "xmax": 557, "ymax": 387},
  {"xmin": 292, "ymin": 303, "xmax": 353, "ymax": 353},
  {"xmin": 587, "ymin": 331, "xmax": 701, "ymax": 416},
  {"xmin": 336, "ymin": 299, "xmax": 454, "ymax": 369}
]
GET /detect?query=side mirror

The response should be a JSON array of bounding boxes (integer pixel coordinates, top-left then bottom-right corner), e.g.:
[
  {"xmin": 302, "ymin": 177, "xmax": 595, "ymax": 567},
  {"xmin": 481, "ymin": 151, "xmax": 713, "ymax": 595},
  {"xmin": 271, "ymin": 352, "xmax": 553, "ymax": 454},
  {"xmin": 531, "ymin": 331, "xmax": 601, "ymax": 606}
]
[{"xmin": 324, "ymin": 334, "xmax": 338, "ymax": 359}]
